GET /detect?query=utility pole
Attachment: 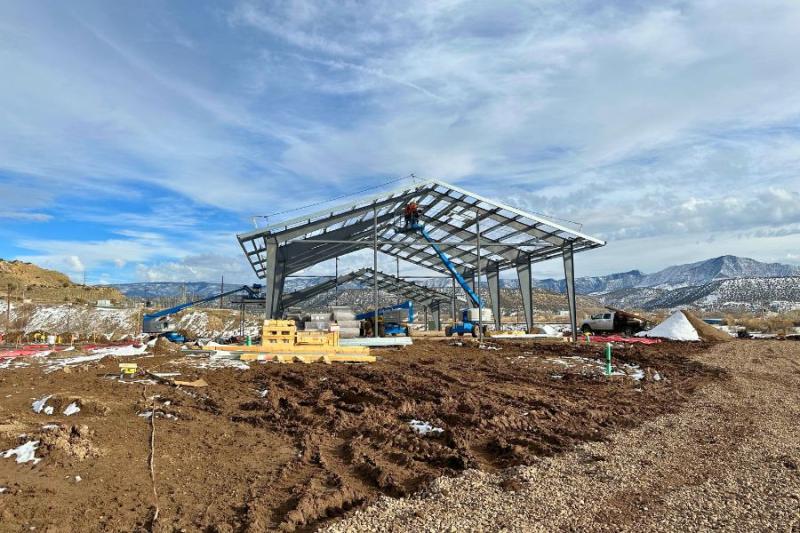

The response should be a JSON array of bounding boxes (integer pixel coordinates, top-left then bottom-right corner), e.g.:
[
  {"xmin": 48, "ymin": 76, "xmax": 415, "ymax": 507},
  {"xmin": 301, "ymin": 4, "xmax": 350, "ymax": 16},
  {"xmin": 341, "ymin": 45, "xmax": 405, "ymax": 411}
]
[{"xmin": 220, "ymin": 275, "xmax": 224, "ymax": 309}]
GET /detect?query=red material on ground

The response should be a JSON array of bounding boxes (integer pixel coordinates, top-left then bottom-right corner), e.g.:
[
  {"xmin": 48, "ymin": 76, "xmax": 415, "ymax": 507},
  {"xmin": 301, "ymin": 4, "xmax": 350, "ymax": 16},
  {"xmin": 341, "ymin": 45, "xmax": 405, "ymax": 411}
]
[
  {"xmin": 0, "ymin": 350, "xmax": 44, "ymax": 359},
  {"xmin": 588, "ymin": 335, "xmax": 661, "ymax": 345},
  {"xmin": 0, "ymin": 345, "xmax": 74, "ymax": 359}
]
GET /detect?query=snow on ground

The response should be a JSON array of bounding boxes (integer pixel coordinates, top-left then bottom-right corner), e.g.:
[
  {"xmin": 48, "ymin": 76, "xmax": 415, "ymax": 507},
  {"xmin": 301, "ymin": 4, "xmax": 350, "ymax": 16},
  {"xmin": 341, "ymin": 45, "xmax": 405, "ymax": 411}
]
[
  {"xmin": 32, "ymin": 395, "xmax": 52, "ymax": 414},
  {"xmin": 175, "ymin": 353, "xmax": 250, "ymax": 370},
  {"xmin": 637, "ymin": 311, "xmax": 700, "ymax": 341},
  {"xmin": 90, "ymin": 345, "xmax": 148, "ymax": 357},
  {"xmin": 16, "ymin": 304, "xmax": 137, "ymax": 337},
  {"xmin": 42, "ymin": 344, "xmax": 148, "ymax": 373},
  {"xmin": 2, "ymin": 441, "xmax": 41, "ymax": 464},
  {"xmin": 409, "ymin": 420, "xmax": 445, "ymax": 436}
]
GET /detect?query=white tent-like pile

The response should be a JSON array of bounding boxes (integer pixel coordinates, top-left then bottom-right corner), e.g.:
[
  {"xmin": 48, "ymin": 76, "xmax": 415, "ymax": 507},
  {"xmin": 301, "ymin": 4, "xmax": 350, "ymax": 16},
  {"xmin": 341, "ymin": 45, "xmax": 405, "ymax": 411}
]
[{"xmin": 636, "ymin": 311, "xmax": 700, "ymax": 341}]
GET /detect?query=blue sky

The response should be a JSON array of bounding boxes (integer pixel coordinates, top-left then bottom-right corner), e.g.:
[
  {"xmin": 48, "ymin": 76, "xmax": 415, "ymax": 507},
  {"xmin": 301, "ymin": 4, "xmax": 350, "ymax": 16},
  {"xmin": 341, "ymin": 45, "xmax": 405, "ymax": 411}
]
[{"xmin": 1, "ymin": 0, "xmax": 799, "ymax": 284}]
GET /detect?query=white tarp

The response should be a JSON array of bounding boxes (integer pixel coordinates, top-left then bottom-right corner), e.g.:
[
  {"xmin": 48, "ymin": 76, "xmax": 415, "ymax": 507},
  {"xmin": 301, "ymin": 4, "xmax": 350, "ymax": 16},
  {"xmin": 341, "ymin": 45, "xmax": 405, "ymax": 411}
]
[{"xmin": 636, "ymin": 311, "xmax": 700, "ymax": 341}]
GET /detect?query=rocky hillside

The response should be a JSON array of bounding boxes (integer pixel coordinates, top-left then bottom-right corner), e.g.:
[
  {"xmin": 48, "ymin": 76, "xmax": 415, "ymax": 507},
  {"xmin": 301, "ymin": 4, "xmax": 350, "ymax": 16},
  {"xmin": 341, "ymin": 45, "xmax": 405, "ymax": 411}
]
[
  {"xmin": 0, "ymin": 259, "xmax": 124, "ymax": 304},
  {"xmin": 601, "ymin": 276, "xmax": 800, "ymax": 312},
  {"xmin": 1, "ymin": 300, "xmax": 263, "ymax": 340}
]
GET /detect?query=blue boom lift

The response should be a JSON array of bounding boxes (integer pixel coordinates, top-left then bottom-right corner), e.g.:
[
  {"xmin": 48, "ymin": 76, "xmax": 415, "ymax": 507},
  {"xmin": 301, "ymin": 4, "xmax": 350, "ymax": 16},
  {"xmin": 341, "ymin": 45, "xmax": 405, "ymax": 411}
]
[
  {"xmin": 356, "ymin": 300, "xmax": 414, "ymax": 337},
  {"xmin": 408, "ymin": 222, "xmax": 491, "ymax": 337},
  {"xmin": 143, "ymin": 284, "xmax": 262, "ymax": 343}
]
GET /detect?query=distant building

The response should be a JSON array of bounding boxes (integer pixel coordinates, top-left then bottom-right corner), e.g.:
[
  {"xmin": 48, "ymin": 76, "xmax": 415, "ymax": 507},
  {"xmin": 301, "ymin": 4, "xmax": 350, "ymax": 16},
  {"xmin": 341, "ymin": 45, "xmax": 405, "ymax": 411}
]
[{"xmin": 96, "ymin": 299, "xmax": 113, "ymax": 308}]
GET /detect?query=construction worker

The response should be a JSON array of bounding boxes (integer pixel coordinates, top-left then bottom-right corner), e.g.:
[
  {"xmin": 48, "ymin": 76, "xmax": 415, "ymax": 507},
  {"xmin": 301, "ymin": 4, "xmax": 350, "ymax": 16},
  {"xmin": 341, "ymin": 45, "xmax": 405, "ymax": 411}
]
[{"xmin": 404, "ymin": 202, "xmax": 421, "ymax": 228}]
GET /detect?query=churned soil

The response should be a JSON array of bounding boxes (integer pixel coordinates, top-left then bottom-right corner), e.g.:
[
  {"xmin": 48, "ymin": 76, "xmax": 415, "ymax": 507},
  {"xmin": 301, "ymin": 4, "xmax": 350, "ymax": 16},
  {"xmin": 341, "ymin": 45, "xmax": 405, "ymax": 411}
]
[
  {"xmin": 0, "ymin": 339, "xmax": 720, "ymax": 531},
  {"xmin": 324, "ymin": 340, "xmax": 800, "ymax": 532}
]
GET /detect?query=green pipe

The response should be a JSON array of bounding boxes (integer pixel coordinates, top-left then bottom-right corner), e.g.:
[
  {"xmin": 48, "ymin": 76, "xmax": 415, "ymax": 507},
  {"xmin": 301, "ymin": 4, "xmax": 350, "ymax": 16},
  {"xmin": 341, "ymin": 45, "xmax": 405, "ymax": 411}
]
[
  {"xmin": 246, "ymin": 335, "xmax": 252, "ymax": 346},
  {"xmin": 605, "ymin": 342, "xmax": 612, "ymax": 376}
]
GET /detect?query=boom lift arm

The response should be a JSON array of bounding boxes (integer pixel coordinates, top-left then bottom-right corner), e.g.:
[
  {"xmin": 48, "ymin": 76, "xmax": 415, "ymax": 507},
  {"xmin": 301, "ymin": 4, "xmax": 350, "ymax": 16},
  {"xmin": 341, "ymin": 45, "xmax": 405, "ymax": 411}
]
[
  {"xmin": 413, "ymin": 224, "xmax": 482, "ymax": 307},
  {"xmin": 143, "ymin": 284, "xmax": 262, "ymax": 334},
  {"xmin": 355, "ymin": 300, "xmax": 415, "ymax": 322}
]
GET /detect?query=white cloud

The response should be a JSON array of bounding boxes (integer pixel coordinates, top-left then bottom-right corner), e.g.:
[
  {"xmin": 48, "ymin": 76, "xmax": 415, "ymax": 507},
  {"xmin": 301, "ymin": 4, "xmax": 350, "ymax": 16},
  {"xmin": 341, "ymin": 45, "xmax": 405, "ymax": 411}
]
[
  {"xmin": 0, "ymin": 211, "xmax": 52, "ymax": 222},
  {"xmin": 135, "ymin": 253, "xmax": 256, "ymax": 283},
  {"xmin": 2, "ymin": 0, "xmax": 800, "ymax": 281}
]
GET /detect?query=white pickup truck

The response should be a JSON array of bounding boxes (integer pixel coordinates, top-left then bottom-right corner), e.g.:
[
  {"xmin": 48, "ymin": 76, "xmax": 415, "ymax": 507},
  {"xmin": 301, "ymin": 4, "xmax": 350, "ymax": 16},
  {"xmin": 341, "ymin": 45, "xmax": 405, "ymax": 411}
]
[{"xmin": 580, "ymin": 309, "xmax": 647, "ymax": 336}]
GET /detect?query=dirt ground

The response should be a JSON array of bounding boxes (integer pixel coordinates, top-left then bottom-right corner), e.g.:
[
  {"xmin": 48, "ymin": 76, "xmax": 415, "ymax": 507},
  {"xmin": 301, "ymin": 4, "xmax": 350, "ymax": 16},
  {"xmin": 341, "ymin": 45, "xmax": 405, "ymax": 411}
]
[
  {"xmin": 0, "ymin": 339, "xmax": 721, "ymax": 531},
  {"xmin": 325, "ymin": 340, "xmax": 800, "ymax": 532}
]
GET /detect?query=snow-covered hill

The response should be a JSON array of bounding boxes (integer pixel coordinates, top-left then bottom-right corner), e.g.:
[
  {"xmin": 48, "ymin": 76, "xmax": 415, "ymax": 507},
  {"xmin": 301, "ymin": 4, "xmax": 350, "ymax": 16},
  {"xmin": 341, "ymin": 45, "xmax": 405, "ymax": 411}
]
[
  {"xmin": 535, "ymin": 255, "xmax": 799, "ymax": 294},
  {"xmin": 0, "ymin": 301, "xmax": 263, "ymax": 340},
  {"xmin": 601, "ymin": 276, "xmax": 800, "ymax": 312}
]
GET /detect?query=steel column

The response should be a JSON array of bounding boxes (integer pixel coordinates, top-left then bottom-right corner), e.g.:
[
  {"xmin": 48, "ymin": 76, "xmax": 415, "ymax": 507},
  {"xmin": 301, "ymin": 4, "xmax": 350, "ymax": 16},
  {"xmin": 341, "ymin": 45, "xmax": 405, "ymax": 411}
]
[
  {"xmin": 516, "ymin": 258, "xmax": 534, "ymax": 333},
  {"xmin": 263, "ymin": 241, "xmax": 280, "ymax": 319},
  {"xmin": 487, "ymin": 262, "xmax": 501, "ymax": 330},
  {"xmin": 431, "ymin": 302, "xmax": 441, "ymax": 331},
  {"xmin": 563, "ymin": 243, "xmax": 578, "ymax": 342}
]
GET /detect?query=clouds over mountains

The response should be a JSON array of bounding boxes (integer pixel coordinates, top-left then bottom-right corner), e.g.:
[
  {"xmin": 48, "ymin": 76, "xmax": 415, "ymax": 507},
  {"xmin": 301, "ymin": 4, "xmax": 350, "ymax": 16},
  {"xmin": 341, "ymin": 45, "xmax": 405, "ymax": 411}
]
[{"xmin": 1, "ymin": 0, "xmax": 799, "ymax": 282}]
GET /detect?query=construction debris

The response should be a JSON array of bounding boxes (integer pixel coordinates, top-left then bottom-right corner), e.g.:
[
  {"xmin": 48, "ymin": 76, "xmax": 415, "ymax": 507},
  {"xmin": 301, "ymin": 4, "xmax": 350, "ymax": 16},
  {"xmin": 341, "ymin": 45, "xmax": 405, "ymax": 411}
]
[{"xmin": 339, "ymin": 337, "xmax": 413, "ymax": 347}]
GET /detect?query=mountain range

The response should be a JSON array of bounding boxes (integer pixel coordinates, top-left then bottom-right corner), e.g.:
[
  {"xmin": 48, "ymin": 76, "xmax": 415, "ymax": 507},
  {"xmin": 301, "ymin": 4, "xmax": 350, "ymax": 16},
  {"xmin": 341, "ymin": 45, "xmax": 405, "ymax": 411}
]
[{"xmin": 533, "ymin": 255, "xmax": 800, "ymax": 294}]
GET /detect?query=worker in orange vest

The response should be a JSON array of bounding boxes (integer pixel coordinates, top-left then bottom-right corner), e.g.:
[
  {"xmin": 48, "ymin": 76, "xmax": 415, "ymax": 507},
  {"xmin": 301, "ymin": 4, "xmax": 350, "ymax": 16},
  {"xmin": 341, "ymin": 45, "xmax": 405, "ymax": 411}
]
[{"xmin": 404, "ymin": 202, "xmax": 421, "ymax": 228}]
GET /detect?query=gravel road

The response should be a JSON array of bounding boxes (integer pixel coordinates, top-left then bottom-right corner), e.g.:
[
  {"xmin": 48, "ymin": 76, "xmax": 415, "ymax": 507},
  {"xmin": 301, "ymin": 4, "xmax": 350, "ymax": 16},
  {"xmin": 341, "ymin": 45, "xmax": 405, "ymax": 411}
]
[{"xmin": 324, "ymin": 340, "xmax": 800, "ymax": 532}]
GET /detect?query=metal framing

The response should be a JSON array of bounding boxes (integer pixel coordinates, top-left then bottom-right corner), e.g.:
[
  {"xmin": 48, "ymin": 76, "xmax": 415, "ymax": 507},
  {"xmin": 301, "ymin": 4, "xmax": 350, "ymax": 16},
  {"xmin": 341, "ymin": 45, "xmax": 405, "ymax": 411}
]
[
  {"xmin": 281, "ymin": 267, "xmax": 463, "ymax": 331},
  {"xmin": 238, "ymin": 179, "xmax": 605, "ymax": 339}
]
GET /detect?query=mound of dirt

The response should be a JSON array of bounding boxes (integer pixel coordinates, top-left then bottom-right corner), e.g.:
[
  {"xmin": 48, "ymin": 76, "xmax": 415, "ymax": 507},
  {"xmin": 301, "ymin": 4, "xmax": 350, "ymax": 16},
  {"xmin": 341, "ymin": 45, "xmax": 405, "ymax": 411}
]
[
  {"xmin": 38, "ymin": 424, "xmax": 102, "ymax": 461},
  {"xmin": 683, "ymin": 311, "xmax": 734, "ymax": 342},
  {"xmin": 153, "ymin": 336, "xmax": 182, "ymax": 355}
]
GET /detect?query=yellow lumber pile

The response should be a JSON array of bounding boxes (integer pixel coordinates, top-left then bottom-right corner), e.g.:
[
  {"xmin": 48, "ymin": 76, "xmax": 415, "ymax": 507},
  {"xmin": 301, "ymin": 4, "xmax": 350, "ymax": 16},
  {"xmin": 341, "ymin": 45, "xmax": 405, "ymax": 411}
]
[{"xmin": 222, "ymin": 320, "xmax": 374, "ymax": 364}]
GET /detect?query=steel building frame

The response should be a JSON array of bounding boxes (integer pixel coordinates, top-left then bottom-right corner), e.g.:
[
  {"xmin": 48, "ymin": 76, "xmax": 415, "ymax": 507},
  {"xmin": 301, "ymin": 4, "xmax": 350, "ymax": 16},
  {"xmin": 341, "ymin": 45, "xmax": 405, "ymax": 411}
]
[
  {"xmin": 238, "ymin": 179, "xmax": 605, "ymax": 339},
  {"xmin": 281, "ymin": 267, "xmax": 464, "ymax": 330}
]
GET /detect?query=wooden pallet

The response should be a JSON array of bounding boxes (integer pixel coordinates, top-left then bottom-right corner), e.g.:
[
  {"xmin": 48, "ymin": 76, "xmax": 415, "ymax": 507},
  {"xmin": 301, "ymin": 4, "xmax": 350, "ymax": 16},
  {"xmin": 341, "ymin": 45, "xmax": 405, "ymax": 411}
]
[{"xmin": 239, "ymin": 352, "xmax": 376, "ymax": 364}]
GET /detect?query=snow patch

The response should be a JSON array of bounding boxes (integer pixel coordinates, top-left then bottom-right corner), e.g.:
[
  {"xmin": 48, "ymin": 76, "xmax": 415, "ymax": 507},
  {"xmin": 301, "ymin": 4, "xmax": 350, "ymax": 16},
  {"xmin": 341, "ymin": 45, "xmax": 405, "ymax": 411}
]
[
  {"xmin": 90, "ymin": 344, "xmax": 148, "ymax": 357},
  {"xmin": 32, "ymin": 395, "xmax": 52, "ymax": 414},
  {"xmin": 63, "ymin": 402, "xmax": 80, "ymax": 416},
  {"xmin": 409, "ymin": 419, "xmax": 444, "ymax": 436},
  {"xmin": 2, "ymin": 441, "xmax": 41, "ymax": 464}
]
